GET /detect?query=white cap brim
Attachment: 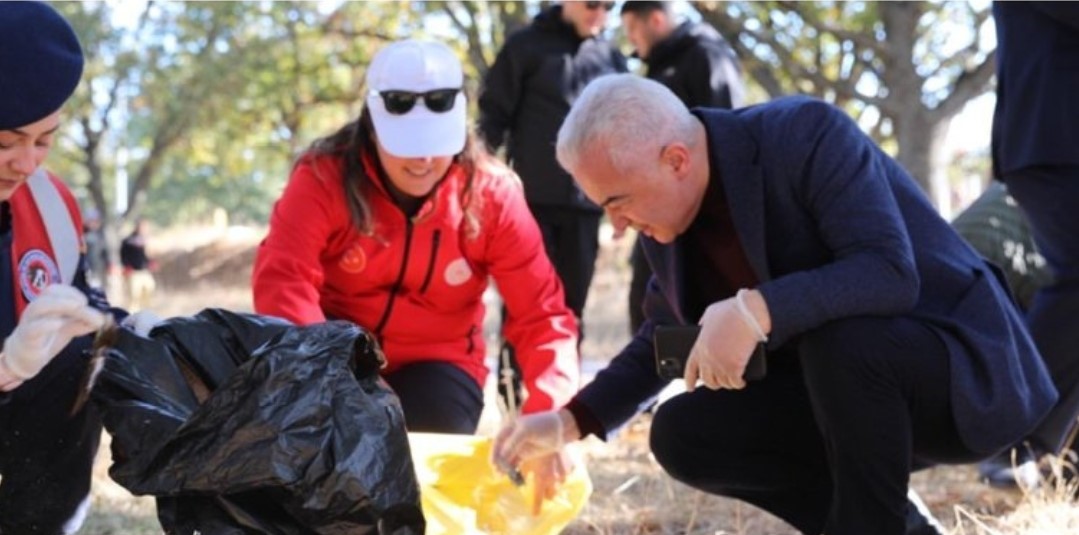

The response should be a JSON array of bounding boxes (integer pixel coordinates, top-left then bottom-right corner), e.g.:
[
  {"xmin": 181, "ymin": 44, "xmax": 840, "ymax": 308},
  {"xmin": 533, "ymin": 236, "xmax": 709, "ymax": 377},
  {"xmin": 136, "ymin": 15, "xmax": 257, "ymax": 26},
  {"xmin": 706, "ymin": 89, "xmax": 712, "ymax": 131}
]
[{"xmin": 369, "ymin": 92, "xmax": 467, "ymax": 158}]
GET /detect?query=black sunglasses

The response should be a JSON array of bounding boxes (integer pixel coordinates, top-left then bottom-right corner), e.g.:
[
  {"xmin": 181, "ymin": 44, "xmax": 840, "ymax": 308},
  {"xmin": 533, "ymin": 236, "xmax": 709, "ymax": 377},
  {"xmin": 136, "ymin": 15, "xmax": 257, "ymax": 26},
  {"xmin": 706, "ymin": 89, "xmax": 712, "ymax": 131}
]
[
  {"xmin": 585, "ymin": 1, "xmax": 616, "ymax": 10},
  {"xmin": 373, "ymin": 88, "xmax": 460, "ymax": 115}
]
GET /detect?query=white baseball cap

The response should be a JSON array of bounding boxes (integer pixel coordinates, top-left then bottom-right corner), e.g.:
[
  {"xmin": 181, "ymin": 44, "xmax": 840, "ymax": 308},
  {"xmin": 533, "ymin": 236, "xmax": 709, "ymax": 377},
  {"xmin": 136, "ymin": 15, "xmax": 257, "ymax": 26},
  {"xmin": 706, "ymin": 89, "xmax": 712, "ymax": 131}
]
[{"xmin": 366, "ymin": 40, "xmax": 467, "ymax": 158}]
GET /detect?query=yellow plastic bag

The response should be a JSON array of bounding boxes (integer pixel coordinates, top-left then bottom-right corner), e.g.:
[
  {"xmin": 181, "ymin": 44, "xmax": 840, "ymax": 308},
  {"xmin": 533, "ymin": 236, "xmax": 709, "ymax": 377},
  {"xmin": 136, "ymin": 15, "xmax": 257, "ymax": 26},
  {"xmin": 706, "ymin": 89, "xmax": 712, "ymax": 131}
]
[{"xmin": 408, "ymin": 432, "xmax": 592, "ymax": 535}]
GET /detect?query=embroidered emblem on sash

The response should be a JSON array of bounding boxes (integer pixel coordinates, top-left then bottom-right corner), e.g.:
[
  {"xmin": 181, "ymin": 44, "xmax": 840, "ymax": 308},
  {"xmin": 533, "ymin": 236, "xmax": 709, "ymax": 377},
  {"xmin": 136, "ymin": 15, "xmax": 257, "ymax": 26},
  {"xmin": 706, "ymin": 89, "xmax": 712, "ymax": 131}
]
[{"xmin": 18, "ymin": 249, "xmax": 60, "ymax": 301}]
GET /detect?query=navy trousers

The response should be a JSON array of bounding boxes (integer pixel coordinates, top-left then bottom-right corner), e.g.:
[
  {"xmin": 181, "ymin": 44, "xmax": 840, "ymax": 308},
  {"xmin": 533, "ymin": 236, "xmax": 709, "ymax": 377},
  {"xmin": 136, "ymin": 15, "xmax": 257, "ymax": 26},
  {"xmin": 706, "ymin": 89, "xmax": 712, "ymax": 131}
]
[
  {"xmin": 0, "ymin": 337, "xmax": 100, "ymax": 534},
  {"xmin": 384, "ymin": 360, "xmax": 484, "ymax": 434},
  {"xmin": 1004, "ymin": 165, "xmax": 1079, "ymax": 454},
  {"xmin": 649, "ymin": 317, "xmax": 979, "ymax": 535}
]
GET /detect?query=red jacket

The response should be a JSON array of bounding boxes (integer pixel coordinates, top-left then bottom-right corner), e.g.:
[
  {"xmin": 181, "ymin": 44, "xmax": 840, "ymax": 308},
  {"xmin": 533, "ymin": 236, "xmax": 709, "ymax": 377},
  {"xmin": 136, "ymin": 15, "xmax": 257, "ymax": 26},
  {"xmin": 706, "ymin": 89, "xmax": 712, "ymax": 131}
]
[
  {"xmin": 253, "ymin": 154, "xmax": 579, "ymax": 413},
  {"xmin": 9, "ymin": 170, "xmax": 85, "ymax": 316}
]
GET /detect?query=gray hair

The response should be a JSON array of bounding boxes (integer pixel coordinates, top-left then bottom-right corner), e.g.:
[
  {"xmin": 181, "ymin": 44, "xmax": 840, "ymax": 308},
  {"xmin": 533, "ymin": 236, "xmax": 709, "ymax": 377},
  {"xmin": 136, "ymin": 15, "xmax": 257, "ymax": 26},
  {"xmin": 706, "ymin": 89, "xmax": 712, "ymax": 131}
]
[{"xmin": 556, "ymin": 74, "xmax": 698, "ymax": 176}]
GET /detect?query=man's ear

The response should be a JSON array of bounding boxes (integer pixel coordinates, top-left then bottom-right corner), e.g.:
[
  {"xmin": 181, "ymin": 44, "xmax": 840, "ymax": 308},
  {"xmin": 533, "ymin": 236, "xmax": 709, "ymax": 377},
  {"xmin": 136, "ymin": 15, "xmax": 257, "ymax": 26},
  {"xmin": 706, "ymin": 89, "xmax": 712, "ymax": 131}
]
[
  {"xmin": 649, "ymin": 9, "xmax": 666, "ymax": 31},
  {"xmin": 661, "ymin": 143, "xmax": 691, "ymax": 178}
]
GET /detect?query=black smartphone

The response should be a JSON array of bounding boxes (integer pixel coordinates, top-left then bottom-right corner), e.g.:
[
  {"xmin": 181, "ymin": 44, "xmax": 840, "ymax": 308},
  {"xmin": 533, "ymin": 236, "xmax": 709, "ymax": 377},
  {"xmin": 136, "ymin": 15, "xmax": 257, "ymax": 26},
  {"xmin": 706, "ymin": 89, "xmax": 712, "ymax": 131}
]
[{"xmin": 653, "ymin": 325, "xmax": 767, "ymax": 382}]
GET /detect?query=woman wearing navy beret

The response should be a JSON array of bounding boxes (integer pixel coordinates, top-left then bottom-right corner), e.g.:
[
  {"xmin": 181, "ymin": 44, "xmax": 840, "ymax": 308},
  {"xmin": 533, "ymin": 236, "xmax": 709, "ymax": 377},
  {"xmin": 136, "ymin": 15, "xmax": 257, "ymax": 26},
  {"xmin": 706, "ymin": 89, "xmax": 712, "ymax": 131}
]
[{"xmin": 0, "ymin": 3, "xmax": 124, "ymax": 533}]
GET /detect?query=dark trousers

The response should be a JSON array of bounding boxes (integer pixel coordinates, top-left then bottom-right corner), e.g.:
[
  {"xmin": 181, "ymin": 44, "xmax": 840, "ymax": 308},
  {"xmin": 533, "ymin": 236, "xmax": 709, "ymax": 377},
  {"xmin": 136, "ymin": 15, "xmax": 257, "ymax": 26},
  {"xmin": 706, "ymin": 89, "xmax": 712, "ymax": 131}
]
[
  {"xmin": 527, "ymin": 205, "xmax": 601, "ymax": 328},
  {"xmin": 0, "ymin": 338, "xmax": 101, "ymax": 534},
  {"xmin": 1003, "ymin": 166, "xmax": 1079, "ymax": 455},
  {"xmin": 383, "ymin": 361, "xmax": 484, "ymax": 435},
  {"xmin": 497, "ymin": 206, "xmax": 598, "ymax": 408},
  {"xmin": 649, "ymin": 317, "xmax": 978, "ymax": 535}
]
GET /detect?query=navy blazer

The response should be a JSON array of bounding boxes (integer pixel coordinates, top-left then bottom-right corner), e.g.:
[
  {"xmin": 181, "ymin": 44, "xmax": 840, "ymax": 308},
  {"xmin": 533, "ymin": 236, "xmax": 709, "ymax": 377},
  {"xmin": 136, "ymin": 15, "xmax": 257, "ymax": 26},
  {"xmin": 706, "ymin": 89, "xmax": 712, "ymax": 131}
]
[
  {"xmin": 576, "ymin": 97, "xmax": 1057, "ymax": 455},
  {"xmin": 991, "ymin": 2, "xmax": 1079, "ymax": 176}
]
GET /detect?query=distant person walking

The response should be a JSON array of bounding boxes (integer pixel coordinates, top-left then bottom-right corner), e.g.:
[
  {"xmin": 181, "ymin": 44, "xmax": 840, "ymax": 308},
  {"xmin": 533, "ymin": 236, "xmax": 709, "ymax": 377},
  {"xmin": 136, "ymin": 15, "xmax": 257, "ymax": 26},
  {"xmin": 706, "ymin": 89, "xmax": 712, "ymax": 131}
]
[
  {"xmin": 82, "ymin": 207, "xmax": 109, "ymax": 287},
  {"xmin": 120, "ymin": 218, "xmax": 156, "ymax": 311},
  {"xmin": 620, "ymin": 0, "xmax": 745, "ymax": 334}
]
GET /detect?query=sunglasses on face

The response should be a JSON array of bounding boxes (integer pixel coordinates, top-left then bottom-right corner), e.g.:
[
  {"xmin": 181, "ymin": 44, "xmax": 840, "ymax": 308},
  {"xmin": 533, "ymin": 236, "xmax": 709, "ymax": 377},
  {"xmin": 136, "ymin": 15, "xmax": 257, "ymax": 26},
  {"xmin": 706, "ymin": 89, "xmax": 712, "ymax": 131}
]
[
  {"xmin": 585, "ymin": 1, "xmax": 616, "ymax": 11},
  {"xmin": 373, "ymin": 88, "xmax": 460, "ymax": 115}
]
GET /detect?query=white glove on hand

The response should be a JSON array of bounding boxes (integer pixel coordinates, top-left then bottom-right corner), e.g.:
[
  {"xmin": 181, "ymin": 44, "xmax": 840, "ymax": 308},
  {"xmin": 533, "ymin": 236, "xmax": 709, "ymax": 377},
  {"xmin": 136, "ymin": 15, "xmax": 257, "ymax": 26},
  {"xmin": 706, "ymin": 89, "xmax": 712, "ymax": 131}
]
[
  {"xmin": 492, "ymin": 410, "xmax": 567, "ymax": 472},
  {"xmin": 520, "ymin": 450, "xmax": 573, "ymax": 516},
  {"xmin": 0, "ymin": 285, "xmax": 105, "ymax": 390},
  {"xmin": 121, "ymin": 310, "xmax": 163, "ymax": 336}
]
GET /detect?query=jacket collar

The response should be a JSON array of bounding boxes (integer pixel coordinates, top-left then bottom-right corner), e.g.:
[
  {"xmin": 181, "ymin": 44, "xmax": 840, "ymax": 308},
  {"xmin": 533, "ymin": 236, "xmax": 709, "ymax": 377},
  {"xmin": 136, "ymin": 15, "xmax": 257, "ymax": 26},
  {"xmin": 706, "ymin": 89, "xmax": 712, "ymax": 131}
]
[{"xmin": 692, "ymin": 108, "xmax": 770, "ymax": 281}]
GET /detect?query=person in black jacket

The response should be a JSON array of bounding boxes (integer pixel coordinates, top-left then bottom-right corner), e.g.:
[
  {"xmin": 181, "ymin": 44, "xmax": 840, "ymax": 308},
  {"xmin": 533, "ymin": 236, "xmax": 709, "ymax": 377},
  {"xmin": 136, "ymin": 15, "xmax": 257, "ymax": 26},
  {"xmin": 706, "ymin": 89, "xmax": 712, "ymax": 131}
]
[
  {"xmin": 982, "ymin": 2, "xmax": 1079, "ymax": 488},
  {"xmin": 120, "ymin": 218, "xmax": 157, "ymax": 312},
  {"xmin": 620, "ymin": 0, "xmax": 745, "ymax": 334},
  {"xmin": 479, "ymin": 2, "xmax": 626, "ymax": 410},
  {"xmin": 478, "ymin": 2, "xmax": 627, "ymax": 332}
]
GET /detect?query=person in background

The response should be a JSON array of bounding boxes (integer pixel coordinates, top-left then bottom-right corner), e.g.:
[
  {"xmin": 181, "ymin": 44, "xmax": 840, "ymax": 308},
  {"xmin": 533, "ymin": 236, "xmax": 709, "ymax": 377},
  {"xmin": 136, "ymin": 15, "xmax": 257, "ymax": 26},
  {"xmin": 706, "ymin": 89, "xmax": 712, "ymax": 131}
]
[
  {"xmin": 252, "ymin": 39, "xmax": 579, "ymax": 500},
  {"xmin": 492, "ymin": 75, "xmax": 1057, "ymax": 535},
  {"xmin": 952, "ymin": 181, "xmax": 1050, "ymax": 314},
  {"xmin": 81, "ymin": 207, "xmax": 109, "ymax": 288},
  {"xmin": 982, "ymin": 2, "xmax": 1079, "ymax": 489},
  {"xmin": 0, "ymin": 2, "xmax": 122, "ymax": 532},
  {"xmin": 478, "ymin": 2, "xmax": 626, "ymax": 403},
  {"xmin": 619, "ymin": 0, "xmax": 745, "ymax": 334},
  {"xmin": 120, "ymin": 218, "xmax": 156, "ymax": 312}
]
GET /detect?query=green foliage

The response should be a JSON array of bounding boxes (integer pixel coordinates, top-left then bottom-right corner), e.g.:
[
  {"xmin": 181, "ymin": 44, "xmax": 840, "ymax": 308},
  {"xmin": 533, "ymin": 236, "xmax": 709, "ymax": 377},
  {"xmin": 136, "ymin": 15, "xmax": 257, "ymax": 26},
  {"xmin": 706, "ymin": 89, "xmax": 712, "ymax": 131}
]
[{"xmin": 47, "ymin": 0, "xmax": 991, "ymax": 227}]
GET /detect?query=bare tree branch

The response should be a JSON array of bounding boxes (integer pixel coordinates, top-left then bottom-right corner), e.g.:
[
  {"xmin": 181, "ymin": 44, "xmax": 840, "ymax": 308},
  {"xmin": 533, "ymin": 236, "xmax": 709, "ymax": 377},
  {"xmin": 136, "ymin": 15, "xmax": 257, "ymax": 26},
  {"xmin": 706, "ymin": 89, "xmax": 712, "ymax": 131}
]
[{"xmin": 936, "ymin": 50, "xmax": 996, "ymax": 117}]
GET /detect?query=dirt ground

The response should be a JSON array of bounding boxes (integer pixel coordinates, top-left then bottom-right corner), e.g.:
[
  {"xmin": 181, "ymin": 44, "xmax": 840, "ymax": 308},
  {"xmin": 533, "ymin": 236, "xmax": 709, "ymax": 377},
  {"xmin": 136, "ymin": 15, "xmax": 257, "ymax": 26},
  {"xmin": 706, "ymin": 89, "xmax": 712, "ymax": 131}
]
[{"xmin": 80, "ymin": 224, "xmax": 1046, "ymax": 534}]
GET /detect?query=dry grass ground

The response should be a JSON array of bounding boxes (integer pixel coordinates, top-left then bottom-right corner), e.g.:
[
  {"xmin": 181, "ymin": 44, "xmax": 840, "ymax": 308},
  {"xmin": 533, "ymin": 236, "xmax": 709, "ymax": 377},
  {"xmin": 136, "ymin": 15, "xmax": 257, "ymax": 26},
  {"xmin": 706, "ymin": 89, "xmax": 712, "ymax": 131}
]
[{"xmin": 78, "ymin": 225, "xmax": 1077, "ymax": 534}]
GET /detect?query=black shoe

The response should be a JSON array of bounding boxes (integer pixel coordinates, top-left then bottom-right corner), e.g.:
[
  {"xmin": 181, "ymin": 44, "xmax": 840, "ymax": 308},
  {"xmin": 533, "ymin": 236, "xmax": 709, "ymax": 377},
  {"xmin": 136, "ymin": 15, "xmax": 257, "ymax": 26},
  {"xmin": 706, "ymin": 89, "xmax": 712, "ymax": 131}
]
[
  {"xmin": 978, "ymin": 446, "xmax": 1041, "ymax": 489},
  {"xmin": 905, "ymin": 489, "xmax": 945, "ymax": 535}
]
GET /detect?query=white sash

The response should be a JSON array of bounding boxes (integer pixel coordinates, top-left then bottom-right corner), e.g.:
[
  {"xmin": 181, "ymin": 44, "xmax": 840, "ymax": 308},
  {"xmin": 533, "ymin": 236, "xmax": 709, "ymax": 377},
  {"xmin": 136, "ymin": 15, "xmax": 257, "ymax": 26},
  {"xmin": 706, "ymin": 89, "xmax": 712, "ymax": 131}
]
[{"xmin": 26, "ymin": 168, "xmax": 79, "ymax": 284}]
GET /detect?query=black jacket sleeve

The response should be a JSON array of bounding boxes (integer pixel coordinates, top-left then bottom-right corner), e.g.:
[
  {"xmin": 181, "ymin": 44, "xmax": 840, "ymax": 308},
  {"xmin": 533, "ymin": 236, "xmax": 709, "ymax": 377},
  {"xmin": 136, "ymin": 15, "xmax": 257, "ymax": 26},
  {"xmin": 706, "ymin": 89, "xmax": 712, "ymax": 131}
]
[{"xmin": 477, "ymin": 37, "xmax": 529, "ymax": 153}]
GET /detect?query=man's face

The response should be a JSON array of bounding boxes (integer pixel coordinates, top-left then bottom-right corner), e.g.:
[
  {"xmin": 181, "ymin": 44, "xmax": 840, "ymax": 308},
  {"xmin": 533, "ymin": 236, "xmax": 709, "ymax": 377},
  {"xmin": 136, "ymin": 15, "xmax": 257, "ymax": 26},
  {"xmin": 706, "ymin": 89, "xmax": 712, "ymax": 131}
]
[
  {"xmin": 571, "ymin": 144, "xmax": 695, "ymax": 244},
  {"xmin": 562, "ymin": 1, "xmax": 613, "ymax": 38},
  {"xmin": 0, "ymin": 111, "xmax": 59, "ymax": 201},
  {"xmin": 621, "ymin": 12, "xmax": 666, "ymax": 60}
]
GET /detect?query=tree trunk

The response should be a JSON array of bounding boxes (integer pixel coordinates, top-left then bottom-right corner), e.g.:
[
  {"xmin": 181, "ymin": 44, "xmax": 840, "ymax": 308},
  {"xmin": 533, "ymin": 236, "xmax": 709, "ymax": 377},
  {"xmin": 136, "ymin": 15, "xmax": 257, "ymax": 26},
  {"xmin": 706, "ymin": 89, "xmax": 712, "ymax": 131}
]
[{"xmin": 894, "ymin": 110, "xmax": 953, "ymax": 216}]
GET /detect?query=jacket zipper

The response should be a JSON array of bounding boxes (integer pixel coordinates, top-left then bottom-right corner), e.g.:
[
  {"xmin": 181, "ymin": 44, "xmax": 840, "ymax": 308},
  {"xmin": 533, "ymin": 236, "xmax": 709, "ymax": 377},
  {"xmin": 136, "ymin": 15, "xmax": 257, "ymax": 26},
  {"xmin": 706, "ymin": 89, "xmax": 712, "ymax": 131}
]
[
  {"xmin": 374, "ymin": 219, "xmax": 413, "ymax": 336},
  {"xmin": 419, "ymin": 229, "xmax": 441, "ymax": 295},
  {"xmin": 466, "ymin": 324, "xmax": 476, "ymax": 354}
]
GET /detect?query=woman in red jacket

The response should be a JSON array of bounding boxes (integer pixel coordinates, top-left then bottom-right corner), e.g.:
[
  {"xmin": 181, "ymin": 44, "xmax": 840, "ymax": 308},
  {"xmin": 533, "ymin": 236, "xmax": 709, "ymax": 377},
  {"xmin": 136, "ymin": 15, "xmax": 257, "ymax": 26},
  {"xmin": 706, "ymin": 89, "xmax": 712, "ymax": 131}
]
[{"xmin": 253, "ymin": 39, "xmax": 579, "ymax": 436}]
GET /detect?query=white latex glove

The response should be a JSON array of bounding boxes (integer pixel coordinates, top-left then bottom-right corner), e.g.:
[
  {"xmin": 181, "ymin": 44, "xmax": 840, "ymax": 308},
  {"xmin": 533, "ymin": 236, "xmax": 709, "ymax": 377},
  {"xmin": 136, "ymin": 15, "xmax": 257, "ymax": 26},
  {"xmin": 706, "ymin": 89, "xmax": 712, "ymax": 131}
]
[
  {"xmin": 520, "ymin": 450, "xmax": 573, "ymax": 516},
  {"xmin": 121, "ymin": 310, "xmax": 163, "ymax": 336},
  {"xmin": 684, "ymin": 290, "xmax": 771, "ymax": 392},
  {"xmin": 0, "ymin": 285, "xmax": 105, "ymax": 390},
  {"xmin": 492, "ymin": 409, "xmax": 575, "ymax": 471}
]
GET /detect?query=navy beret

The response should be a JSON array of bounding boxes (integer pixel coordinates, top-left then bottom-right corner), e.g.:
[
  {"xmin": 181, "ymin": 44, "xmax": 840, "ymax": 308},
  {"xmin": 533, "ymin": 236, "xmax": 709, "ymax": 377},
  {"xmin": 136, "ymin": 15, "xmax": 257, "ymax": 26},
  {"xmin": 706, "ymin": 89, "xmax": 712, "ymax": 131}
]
[{"xmin": 0, "ymin": 2, "xmax": 84, "ymax": 130}]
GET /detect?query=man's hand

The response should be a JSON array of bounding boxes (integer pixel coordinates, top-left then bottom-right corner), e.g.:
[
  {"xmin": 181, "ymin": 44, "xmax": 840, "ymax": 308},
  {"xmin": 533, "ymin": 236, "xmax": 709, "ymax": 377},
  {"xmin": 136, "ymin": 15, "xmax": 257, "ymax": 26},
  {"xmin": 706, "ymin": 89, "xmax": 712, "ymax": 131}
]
[
  {"xmin": 520, "ymin": 450, "xmax": 573, "ymax": 515},
  {"xmin": 684, "ymin": 290, "xmax": 770, "ymax": 392},
  {"xmin": 492, "ymin": 409, "xmax": 579, "ymax": 475},
  {"xmin": 0, "ymin": 285, "xmax": 105, "ymax": 391}
]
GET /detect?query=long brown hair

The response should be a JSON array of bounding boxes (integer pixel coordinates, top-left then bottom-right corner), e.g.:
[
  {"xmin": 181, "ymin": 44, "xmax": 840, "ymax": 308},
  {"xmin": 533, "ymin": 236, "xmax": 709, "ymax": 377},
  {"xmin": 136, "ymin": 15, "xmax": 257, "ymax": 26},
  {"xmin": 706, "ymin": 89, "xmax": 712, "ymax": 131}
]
[{"xmin": 302, "ymin": 105, "xmax": 488, "ymax": 236}]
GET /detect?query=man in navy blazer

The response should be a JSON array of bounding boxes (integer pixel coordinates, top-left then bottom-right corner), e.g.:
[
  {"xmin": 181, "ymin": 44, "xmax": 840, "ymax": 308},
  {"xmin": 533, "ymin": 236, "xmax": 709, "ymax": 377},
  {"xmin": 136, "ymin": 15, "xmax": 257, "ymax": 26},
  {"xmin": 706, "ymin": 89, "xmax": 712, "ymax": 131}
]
[
  {"xmin": 983, "ymin": 2, "xmax": 1079, "ymax": 485},
  {"xmin": 492, "ymin": 75, "xmax": 1057, "ymax": 535}
]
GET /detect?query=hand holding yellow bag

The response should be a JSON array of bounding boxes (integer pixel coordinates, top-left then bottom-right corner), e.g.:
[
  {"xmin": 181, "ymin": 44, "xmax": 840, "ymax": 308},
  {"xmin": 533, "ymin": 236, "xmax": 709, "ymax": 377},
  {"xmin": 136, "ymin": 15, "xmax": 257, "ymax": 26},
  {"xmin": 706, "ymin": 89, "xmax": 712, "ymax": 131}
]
[{"xmin": 409, "ymin": 432, "xmax": 592, "ymax": 534}]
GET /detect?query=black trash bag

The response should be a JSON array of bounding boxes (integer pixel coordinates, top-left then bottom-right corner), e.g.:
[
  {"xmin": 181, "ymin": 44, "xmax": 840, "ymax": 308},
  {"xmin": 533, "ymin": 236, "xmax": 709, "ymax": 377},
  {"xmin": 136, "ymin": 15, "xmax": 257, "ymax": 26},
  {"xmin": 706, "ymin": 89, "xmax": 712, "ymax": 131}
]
[{"xmin": 86, "ymin": 308, "xmax": 425, "ymax": 535}]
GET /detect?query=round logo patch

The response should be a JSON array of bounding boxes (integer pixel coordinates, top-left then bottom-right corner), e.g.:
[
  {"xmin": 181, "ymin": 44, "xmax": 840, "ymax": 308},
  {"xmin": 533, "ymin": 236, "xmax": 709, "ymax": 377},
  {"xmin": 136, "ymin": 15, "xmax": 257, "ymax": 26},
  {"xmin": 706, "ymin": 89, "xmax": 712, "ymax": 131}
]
[
  {"xmin": 19, "ymin": 249, "xmax": 60, "ymax": 302},
  {"xmin": 339, "ymin": 244, "xmax": 367, "ymax": 274},
  {"xmin": 444, "ymin": 258, "xmax": 473, "ymax": 287}
]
